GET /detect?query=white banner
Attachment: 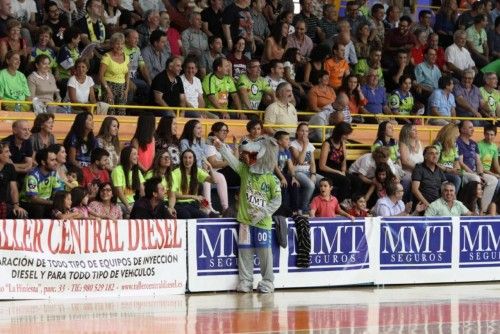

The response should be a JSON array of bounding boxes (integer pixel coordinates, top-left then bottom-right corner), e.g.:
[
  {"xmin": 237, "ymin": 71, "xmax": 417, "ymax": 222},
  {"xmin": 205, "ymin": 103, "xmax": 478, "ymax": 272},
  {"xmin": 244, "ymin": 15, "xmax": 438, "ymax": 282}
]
[{"xmin": 0, "ymin": 219, "xmax": 186, "ymax": 299}]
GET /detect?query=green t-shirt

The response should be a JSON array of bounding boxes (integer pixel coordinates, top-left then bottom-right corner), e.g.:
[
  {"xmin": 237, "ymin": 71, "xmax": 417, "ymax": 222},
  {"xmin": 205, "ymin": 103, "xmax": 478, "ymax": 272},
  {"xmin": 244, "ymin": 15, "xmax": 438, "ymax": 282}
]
[
  {"xmin": 479, "ymin": 87, "xmax": 500, "ymax": 117},
  {"xmin": 235, "ymin": 164, "xmax": 281, "ymax": 230},
  {"xmin": 21, "ymin": 168, "xmax": 59, "ymax": 201},
  {"xmin": 477, "ymin": 140, "xmax": 499, "ymax": 172},
  {"xmin": 434, "ymin": 142, "xmax": 459, "ymax": 169},
  {"xmin": 111, "ymin": 165, "xmax": 145, "ymax": 204},
  {"xmin": 144, "ymin": 170, "xmax": 171, "ymax": 201},
  {"xmin": 202, "ymin": 73, "xmax": 237, "ymax": 109},
  {"xmin": 0, "ymin": 69, "xmax": 30, "ymax": 106},
  {"xmin": 389, "ymin": 89, "xmax": 414, "ymax": 115},
  {"xmin": 237, "ymin": 74, "xmax": 272, "ymax": 110},
  {"xmin": 354, "ymin": 59, "xmax": 384, "ymax": 85},
  {"xmin": 171, "ymin": 168, "xmax": 208, "ymax": 203}
]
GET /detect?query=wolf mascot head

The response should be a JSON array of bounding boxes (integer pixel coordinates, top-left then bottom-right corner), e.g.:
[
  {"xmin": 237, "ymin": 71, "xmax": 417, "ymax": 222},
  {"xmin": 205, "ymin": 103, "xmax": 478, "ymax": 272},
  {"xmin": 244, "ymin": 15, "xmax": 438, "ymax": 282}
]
[{"xmin": 239, "ymin": 136, "xmax": 278, "ymax": 174}]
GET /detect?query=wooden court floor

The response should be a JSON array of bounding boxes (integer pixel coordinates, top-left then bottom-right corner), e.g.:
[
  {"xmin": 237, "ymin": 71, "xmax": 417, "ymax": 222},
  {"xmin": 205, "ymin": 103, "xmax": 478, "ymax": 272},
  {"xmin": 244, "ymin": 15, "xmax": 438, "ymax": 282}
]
[{"xmin": 1, "ymin": 283, "xmax": 500, "ymax": 333}]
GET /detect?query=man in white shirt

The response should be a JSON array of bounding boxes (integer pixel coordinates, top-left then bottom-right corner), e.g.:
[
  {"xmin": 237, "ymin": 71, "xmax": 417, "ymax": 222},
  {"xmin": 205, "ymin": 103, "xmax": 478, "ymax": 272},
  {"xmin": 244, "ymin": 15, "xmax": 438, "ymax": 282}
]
[{"xmin": 445, "ymin": 29, "xmax": 477, "ymax": 79}]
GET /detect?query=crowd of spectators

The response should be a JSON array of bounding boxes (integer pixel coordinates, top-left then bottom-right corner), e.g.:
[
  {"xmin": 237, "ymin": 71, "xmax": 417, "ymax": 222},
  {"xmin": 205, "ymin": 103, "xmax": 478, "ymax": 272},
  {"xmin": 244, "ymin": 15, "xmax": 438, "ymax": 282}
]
[{"xmin": 0, "ymin": 0, "xmax": 498, "ymax": 219}]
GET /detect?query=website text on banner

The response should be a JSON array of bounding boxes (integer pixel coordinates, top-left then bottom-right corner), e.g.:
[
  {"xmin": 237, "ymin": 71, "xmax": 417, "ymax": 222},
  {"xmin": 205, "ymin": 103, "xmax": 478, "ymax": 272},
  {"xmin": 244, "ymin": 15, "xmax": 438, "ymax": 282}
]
[
  {"xmin": 0, "ymin": 219, "xmax": 186, "ymax": 299},
  {"xmin": 187, "ymin": 218, "xmax": 373, "ymax": 292}
]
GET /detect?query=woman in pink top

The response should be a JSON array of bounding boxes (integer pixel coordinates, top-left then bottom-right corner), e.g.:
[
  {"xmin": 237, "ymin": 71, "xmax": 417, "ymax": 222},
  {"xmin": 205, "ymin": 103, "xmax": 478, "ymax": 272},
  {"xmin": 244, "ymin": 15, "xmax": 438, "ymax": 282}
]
[{"xmin": 131, "ymin": 113, "xmax": 156, "ymax": 172}]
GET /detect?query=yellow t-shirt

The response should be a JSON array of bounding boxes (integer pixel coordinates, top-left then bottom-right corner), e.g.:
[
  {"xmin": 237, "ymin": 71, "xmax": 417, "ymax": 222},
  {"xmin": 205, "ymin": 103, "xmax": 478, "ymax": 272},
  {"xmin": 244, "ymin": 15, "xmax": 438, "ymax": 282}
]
[{"xmin": 102, "ymin": 53, "xmax": 129, "ymax": 84}]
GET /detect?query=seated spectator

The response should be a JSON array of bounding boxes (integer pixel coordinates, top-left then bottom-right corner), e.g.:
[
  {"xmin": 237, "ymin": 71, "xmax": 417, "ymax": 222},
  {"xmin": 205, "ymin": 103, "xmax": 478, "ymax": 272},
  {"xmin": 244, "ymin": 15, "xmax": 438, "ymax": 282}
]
[
  {"xmin": 310, "ymin": 178, "xmax": 354, "ymax": 219},
  {"xmin": 141, "ymin": 29, "xmax": 171, "ymax": 79},
  {"xmin": 151, "ymin": 56, "xmax": 187, "ymax": 116},
  {"xmin": 302, "ymin": 44, "xmax": 329, "ymax": 88},
  {"xmin": 66, "ymin": 58, "xmax": 96, "ymax": 109},
  {"xmin": 413, "ymin": 10, "xmax": 434, "ymax": 37},
  {"xmin": 201, "ymin": 36, "xmax": 223, "ymax": 76},
  {"xmin": 466, "ymin": 14, "xmax": 489, "ymax": 68},
  {"xmin": 489, "ymin": 194, "xmax": 500, "ymax": 215},
  {"xmin": 47, "ymin": 144, "xmax": 68, "ymax": 192},
  {"xmin": 364, "ymin": 162, "xmax": 396, "ymax": 206},
  {"xmin": 307, "ymin": 70, "xmax": 336, "ymax": 113},
  {"xmin": 250, "ymin": 0, "xmax": 270, "ymax": 57},
  {"xmin": 28, "ymin": 55, "xmax": 61, "ymax": 111},
  {"xmin": 63, "ymin": 111, "xmax": 97, "ymax": 168},
  {"xmin": 488, "ymin": 16, "xmax": 500, "ymax": 60},
  {"xmin": 373, "ymin": 182, "xmax": 425, "ymax": 216},
  {"xmin": 70, "ymin": 186, "xmax": 91, "ymax": 218},
  {"xmin": 385, "ymin": 51, "xmax": 415, "ymax": 93},
  {"xmin": 154, "ymin": 116, "xmax": 180, "ymax": 167},
  {"xmin": 263, "ymin": 0, "xmax": 281, "ymax": 27},
  {"xmin": 0, "ymin": 51, "xmax": 30, "ymax": 111},
  {"xmin": 81, "ymin": 148, "xmax": 110, "ymax": 197},
  {"xmin": 399, "ymin": 123, "xmax": 424, "ymax": 189},
  {"xmin": 202, "ymin": 57, "xmax": 242, "ymax": 119},
  {"xmin": 30, "ymin": 26, "xmax": 57, "ymax": 70},
  {"xmin": 338, "ymin": 30, "xmax": 357, "ymax": 66},
  {"xmin": 319, "ymin": 4, "xmax": 338, "ymax": 44},
  {"xmin": 410, "ymin": 29, "xmax": 428, "ymax": 66},
  {"xmin": 354, "ymin": 47, "xmax": 383, "ymax": 86},
  {"xmin": 2, "ymin": 120, "xmax": 33, "ymax": 179},
  {"xmin": 372, "ymin": 121, "xmax": 399, "ymax": 164},
  {"xmin": 99, "ymin": 32, "xmax": 129, "ymax": 116},
  {"xmin": 144, "ymin": 150, "xmax": 173, "ymax": 202},
  {"xmin": 88, "ymin": 182, "xmax": 123, "ymax": 219},
  {"xmin": 411, "ymin": 145, "xmax": 446, "ymax": 208},
  {"xmin": 130, "ymin": 177, "xmax": 175, "ymax": 219},
  {"xmin": 318, "ymin": 122, "xmax": 352, "ymax": 202},
  {"xmin": 164, "ymin": 0, "xmax": 191, "ymax": 32},
  {"xmin": 181, "ymin": 12, "xmax": 208, "ymax": 58},
  {"xmin": 434, "ymin": 0, "xmax": 458, "ymax": 48},
  {"xmin": 0, "ymin": 19, "xmax": 28, "ymax": 68},
  {"xmin": 347, "ymin": 194, "xmax": 370, "ymax": 217},
  {"xmin": 0, "ymin": 142, "xmax": 27, "ymax": 218},
  {"xmin": 354, "ymin": 22, "xmax": 372, "ymax": 60},
  {"xmin": 102, "ymin": 0, "xmax": 121, "ymax": 30},
  {"xmin": 425, "ymin": 182, "xmax": 471, "ymax": 216},
  {"xmin": 445, "ymin": 30, "xmax": 477, "ymax": 79},
  {"xmin": 265, "ymin": 59, "xmax": 287, "ymax": 92},
  {"xmin": 181, "ymin": 58, "xmax": 216, "ymax": 118},
  {"xmin": 201, "ymin": 0, "xmax": 223, "ymax": 39},
  {"xmin": 428, "ymin": 33, "xmax": 447, "ymax": 71},
  {"xmin": 384, "ymin": 16, "xmax": 416, "ymax": 67},
  {"xmin": 274, "ymin": 130, "xmax": 299, "ymax": 216},
  {"xmin": 453, "ymin": 69, "xmax": 483, "ymax": 121},
  {"xmin": 479, "ymin": 72, "xmax": 500, "ymax": 118},
  {"xmin": 264, "ymin": 82, "xmax": 298, "ymax": 137},
  {"xmin": 478, "ymin": 124, "xmax": 500, "ymax": 188},
  {"xmin": 43, "ymin": 1, "xmax": 70, "ymax": 48},
  {"xmin": 457, "ymin": 0, "xmax": 484, "ymax": 29},
  {"xmin": 282, "ymin": 47, "xmax": 306, "ymax": 107},
  {"xmin": 64, "ymin": 165, "xmax": 80, "ymax": 191},
  {"xmin": 290, "ymin": 123, "xmax": 323, "ymax": 214},
  {"xmin": 227, "ymin": 36, "xmax": 249, "ymax": 81},
  {"xmin": 428, "ymin": 75, "xmax": 456, "ymax": 125},
  {"xmin": 287, "ymin": 19, "xmax": 313, "ymax": 59},
  {"xmin": 292, "ymin": 0, "xmax": 321, "ymax": 43},
  {"xmin": 20, "ymin": 148, "xmax": 59, "ymax": 218},
  {"xmin": 56, "ymin": 27, "xmax": 81, "ymax": 98},
  {"xmin": 343, "ymin": 0, "xmax": 369, "ymax": 37},
  {"xmin": 74, "ymin": 0, "xmax": 106, "ymax": 45},
  {"xmin": 338, "ymin": 74, "xmax": 367, "ymax": 123},
  {"xmin": 131, "ymin": 113, "xmax": 155, "ymax": 172},
  {"xmin": 415, "ymin": 47, "xmax": 442, "ymax": 99},
  {"xmin": 238, "ymin": 58, "xmax": 275, "ymax": 111},
  {"xmin": 160, "ymin": 11, "xmax": 181, "ymax": 57},
  {"xmin": 389, "ymin": 74, "xmax": 421, "ymax": 124},
  {"xmin": 324, "ymin": 42, "xmax": 350, "ymax": 90},
  {"xmin": 361, "ymin": 69, "xmax": 390, "ymax": 123},
  {"xmin": 96, "ymin": 116, "xmax": 121, "ymax": 170},
  {"xmin": 30, "ymin": 113, "xmax": 56, "ymax": 153},
  {"xmin": 383, "ymin": 5, "xmax": 400, "ymax": 30},
  {"xmin": 262, "ymin": 21, "xmax": 288, "ymax": 64},
  {"xmin": 172, "ymin": 149, "xmax": 216, "ymax": 219},
  {"xmin": 457, "ymin": 120, "xmax": 498, "ymax": 213},
  {"xmin": 308, "ymin": 95, "xmax": 349, "ymax": 141},
  {"xmin": 124, "ymin": 29, "xmax": 152, "ymax": 105},
  {"xmin": 433, "ymin": 123, "xmax": 462, "ymax": 192},
  {"xmin": 111, "ymin": 146, "xmax": 145, "ymax": 216},
  {"xmin": 458, "ymin": 180, "xmax": 486, "ymax": 215},
  {"xmin": 51, "ymin": 190, "xmax": 82, "ymax": 219}
]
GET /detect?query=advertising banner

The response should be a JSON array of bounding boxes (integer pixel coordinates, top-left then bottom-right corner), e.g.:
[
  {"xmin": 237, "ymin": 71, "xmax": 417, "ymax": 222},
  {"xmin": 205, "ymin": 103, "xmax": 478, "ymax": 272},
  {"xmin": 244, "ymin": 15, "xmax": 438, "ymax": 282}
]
[{"xmin": 0, "ymin": 219, "xmax": 186, "ymax": 299}]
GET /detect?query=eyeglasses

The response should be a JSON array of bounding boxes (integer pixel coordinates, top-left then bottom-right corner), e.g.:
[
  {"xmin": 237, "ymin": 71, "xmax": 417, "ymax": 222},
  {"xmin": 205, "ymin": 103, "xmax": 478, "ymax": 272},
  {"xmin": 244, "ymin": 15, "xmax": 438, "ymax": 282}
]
[
  {"xmin": 220, "ymin": 129, "xmax": 229, "ymax": 133},
  {"xmin": 161, "ymin": 156, "xmax": 171, "ymax": 160}
]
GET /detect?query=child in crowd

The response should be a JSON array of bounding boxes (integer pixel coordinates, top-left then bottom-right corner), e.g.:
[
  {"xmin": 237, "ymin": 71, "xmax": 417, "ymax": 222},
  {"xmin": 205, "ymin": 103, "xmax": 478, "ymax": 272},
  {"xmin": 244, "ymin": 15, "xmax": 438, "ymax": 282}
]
[
  {"xmin": 364, "ymin": 163, "xmax": 395, "ymax": 207},
  {"xmin": 71, "ymin": 187, "xmax": 92, "ymax": 218},
  {"xmin": 347, "ymin": 194, "xmax": 370, "ymax": 217},
  {"xmin": 51, "ymin": 191, "xmax": 82, "ymax": 219},
  {"xmin": 310, "ymin": 178, "xmax": 354, "ymax": 220},
  {"xmin": 274, "ymin": 131, "xmax": 299, "ymax": 215},
  {"xmin": 65, "ymin": 165, "xmax": 80, "ymax": 191}
]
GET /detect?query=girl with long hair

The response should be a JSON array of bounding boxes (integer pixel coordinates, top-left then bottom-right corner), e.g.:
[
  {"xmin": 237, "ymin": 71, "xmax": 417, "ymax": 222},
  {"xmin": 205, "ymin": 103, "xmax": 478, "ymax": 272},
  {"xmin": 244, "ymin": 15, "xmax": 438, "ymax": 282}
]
[
  {"xmin": 372, "ymin": 121, "xmax": 399, "ymax": 164},
  {"xmin": 172, "ymin": 149, "xmax": 217, "ymax": 218},
  {"xmin": 131, "ymin": 113, "xmax": 156, "ymax": 172},
  {"xmin": 30, "ymin": 113, "xmax": 56, "ymax": 153},
  {"xmin": 63, "ymin": 111, "xmax": 97, "ymax": 168},
  {"xmin": 96, "ymin": 116, "xmax": 121, "ymax": 170},
  {"xmin": 338, "ymin": 74, "xmax": 367, "ymax": 123},
  {"xmin": 433, "ymin": 123, "xmax": 462, "ymax": 192},
  {"xmin": 399, "ymin": 123, "xmax": 424, "ymax": 188},
  {"xmin": 434, "ymin": 0, "xmax": 458, "ymax": 47},
  {"xmin": 51, "ymin": 191, "xmax": 82, "ymax": 219},
  {"xmin": 303, "ymin": 44, "xmax": 330, "ymax": 88},
  {"xmin": 88, "ymin": 182, "xmax": 123, "ymax": 219},
  {"xmin": 458, "ymin": 181, "xmax": 484, "ymax": 215},
  {"xmin": 111, "ymin": 146, "xmax": 145, "ymax": 216},
  {"xmin": 70, "ymin": 186, "xmax": 92, "ymax": 218},
  {"xmin": 145, "ymin": 150, "xmax": 174, "ymax": 206},
  {"xmin": 227, "ymin": 36, "xmax": 249, "ymax": 81},
  {"xmin": 318, "ymin": 122, "xmax": 353, "ymax": 202},
  {"xmin": 262, "ymin": 21, "xmax": 288, "ymax": 65},
  {"xmin": 155, "ymin": 115, "xmax": 180, "ymax": 167}
]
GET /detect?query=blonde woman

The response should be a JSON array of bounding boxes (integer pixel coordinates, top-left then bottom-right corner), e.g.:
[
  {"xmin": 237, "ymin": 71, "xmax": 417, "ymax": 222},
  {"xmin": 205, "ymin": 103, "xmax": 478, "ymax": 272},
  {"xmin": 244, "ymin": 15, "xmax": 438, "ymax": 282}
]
[
  {"xmin": 432, "ymin": 123, "xmax": 462, "ymax": 192},
  {"xmin": 399, "ymin": 123, "xmax": 424, "ymax": 187},
  {"xmin": 98, "ymin": 32, "xmax": 130, "ymax": 115}
]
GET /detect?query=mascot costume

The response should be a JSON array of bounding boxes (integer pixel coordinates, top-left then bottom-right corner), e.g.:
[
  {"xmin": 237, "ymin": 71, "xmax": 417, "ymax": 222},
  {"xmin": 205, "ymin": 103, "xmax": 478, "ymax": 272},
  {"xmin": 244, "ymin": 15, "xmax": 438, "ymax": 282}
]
[{"xmin": 213, "ymin": 136, "xmax": 281, "ymax": 293}]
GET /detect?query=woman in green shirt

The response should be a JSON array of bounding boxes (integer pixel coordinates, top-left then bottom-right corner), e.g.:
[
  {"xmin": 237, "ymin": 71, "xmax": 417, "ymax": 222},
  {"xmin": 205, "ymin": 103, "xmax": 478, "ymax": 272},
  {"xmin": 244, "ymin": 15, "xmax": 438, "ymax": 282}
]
[
  {"xmin": 433, "ymin": 123, "xmax": 462, "ymax": 192},
  {"xmin": 145, "ymin": 150, "xmax": 175, "ymax": 206},
  {"xmin": 0, "ymin": 50, "xmax": 31, "ymax": 111}
]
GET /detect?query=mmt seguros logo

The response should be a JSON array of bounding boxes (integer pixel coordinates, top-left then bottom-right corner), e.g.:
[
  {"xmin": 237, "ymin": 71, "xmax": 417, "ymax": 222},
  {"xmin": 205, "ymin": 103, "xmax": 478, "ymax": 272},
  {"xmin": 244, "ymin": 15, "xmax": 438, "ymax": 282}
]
[
  {"xmin": 380, "ymin": 218, "xmax": 452, "ymax": 269},
  {"xmin": 460, "ymin": 218, "xmax": 500, "ymax": 268}
]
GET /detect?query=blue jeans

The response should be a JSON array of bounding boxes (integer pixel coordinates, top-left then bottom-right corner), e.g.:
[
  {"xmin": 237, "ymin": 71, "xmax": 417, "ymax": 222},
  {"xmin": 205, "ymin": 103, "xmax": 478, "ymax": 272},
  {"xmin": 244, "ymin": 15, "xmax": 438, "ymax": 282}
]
[{"xmin": 294, "ymin": 171, "xmax": 323, "ymax": 212}]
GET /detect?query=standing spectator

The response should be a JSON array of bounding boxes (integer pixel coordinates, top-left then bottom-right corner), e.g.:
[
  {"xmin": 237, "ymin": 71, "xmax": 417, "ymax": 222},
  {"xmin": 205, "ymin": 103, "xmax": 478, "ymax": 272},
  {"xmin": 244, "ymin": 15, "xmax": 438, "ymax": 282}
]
[
  {"xmin": 361, "ymin": 69, "xmax": 390, "ymax": 122},
  {"xmin": 182, "ymin": 12, "xmax": 208, "ymax": 58},
  {"xmin": 202, "ymin": 57, "xmax": 242, "ymax": 119},
  {"xmin": 222, "ymin": 0, "xmax": 250, "ymax": 51},
  {"xmin": 290, "ymin": 122, "xmax": 323, "ymax": 214},
  {"xmin": 238, "ymin": 58, "xmax": 275, "ymax": 111},
  {"xmin": 318, "ymin": 122, "xmax": 352, "ymax": 202},
  {"xmin": 478, "ymin": 124, "xmax": 500, "ymax": 185},
  {"xmin": 201, "ymin": 0, "xmax": 223, "ymax": 39},
  {"xmin": 96, "ymin": 116, "xmax": 120, "ymax": 170},
  {"xmin": 287, "ymin": 19, "xmax": 313, "ymax": 59},
  {"xmin": 201, "ymin": 36, "xmax": 223, "ymax": 76},
  {"xmin": 308, "ymin": 70, "xmax": 336, "ymax": 113},
  {"xmin": 324, "ymin": 42, "xmax": 350, "ymax": 90},
  {"xmin": 445, "ymin": 30, "xmax": 477, "ymax": 79},
  {"xmin": 2, "ymin": 120, "xmax": 33, "ymax": 177},
  {"xmin": 30, "ymin": 113, "xmax": 56, "ymax": 153},
  {"xmin": 150, "ymin": 56, "xmax": 187, "ymax": 115},
  {"xmin": 130, "ymin": 177, "xmax": 175, "ymax": 219},
  {"xmin": 466, "ymin": 14, "xmax": 490, "ymax": 68},
  {"xmin": 384, "ymin": 16, "xmax": 416, "ymax": 66},
  {"xmin": 88, "ymin": 182, "xmax": 122, "ymax": 219},
  {"xmin": 164, "ymin": 0, "xmax": 191, "ymax": 32},
  {"xmin": 262, "ymin": 21, "xmax": 288, "ymax": 65},
  {"xmin": 74, "ymin": 0, "xmax": 106, "ymax": 45},
  {"xmin": 428, "ymin": 75, "xmax": 456, "ymax": 125},
  {"xmin": 27, "ymin": 55, "xmax": 61, "ymax": 110},
  {"xmin": 457, "ymin": 120, "xmax": 498, "ymax": 213},
  {"xmin": 227, "ymin": 36, "xmax": 249, "ymax": 81},
  {"xmin": 338, "ymin": 30, "xmax": 358, "ymax": 66},
  {"xmin": 480, "ymin": 72, "xmax": 500, "ymax": 118},
  {"xmin": 124, "ymin": 29, "xmax": 151, "ymax": 105},
  {"xmin": 155, "ymin": 116, "xmax": 180, "ymax": 168},
  {"xmin": 292, "ymin": 0, "xmax": 321, "ymax": 43},
  {"xmin": 66, "ymin": 58, "xmax": 96, "ymax": 107},
  {"xmin": 99, "ymin": 32, "xmax": 129, "ymax": 116},
  {"xmin": 63, "ymin": 111, "xmax": 97, "ymax": 168},
  {"xmin": 453, "ymin": 69, "xmax": 483, "ymax": 121},
  {"xmin": 0, "ymin": 19, "xmax": 28, "ymax": 68},
  {"xmin": 399, "ymin": 123, "xmax": 424, "ymax": 191},
  {"xmin": 425, "ymin": 182, "xmax": 471, "ymax": 216},
  {"xmin": 20, "ymin": 148, "xmax": 59, "ymax": 218},
  {"xmin": 264, "ymin": 82, "xmax": 297, "ymax": 136},
  {"xmin": 137, "ymin": 10, "xmax": 160, "ymax": 49},
  {"xmin": 141, "ymin": 29, "xmax": 171, "ymax": 79},
  {"xmin": 131, "ymin": 113, "xmax": 156, "ymax": 173},
  {"xmin": 111, "ymin": 146, "xmax": 145, "ymax": 216},
  {"xmin": 0, "ymin": 142, "xmax": 27, "ymax": 218},
  {"xmin": 80, "ymin": 147, "xmax": 110, "ymax": 194},
  {"xmin": 411, "ymin": 145, "xmax": 446, "ymax": 208},
  {"xmin": 0, "ymin": 51, "xmax": 30, "ymax": 111}
]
